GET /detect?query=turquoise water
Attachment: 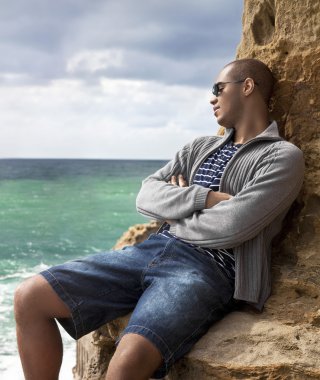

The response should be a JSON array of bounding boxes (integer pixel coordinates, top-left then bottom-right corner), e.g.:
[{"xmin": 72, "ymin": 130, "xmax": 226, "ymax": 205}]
[{"xmin": 0, "ymin": 159, "xmax": 167, "ymax": 379}]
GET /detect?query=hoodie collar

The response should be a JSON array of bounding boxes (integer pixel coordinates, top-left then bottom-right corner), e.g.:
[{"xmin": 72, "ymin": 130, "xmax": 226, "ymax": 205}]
[{"xmin": 223, "ymin": 120, "xmax": 282, "ymax": 142}]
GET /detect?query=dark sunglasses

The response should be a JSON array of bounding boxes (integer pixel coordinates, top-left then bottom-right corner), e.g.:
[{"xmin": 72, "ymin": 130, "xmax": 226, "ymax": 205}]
[{"xmin": 212, "ymin": 79, "xmax": 259, "ymax": 97}]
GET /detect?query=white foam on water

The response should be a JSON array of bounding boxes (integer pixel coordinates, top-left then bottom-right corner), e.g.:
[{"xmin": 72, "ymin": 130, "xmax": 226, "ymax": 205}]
[
  {"xmin": 0, "ymin": 261, "xmax": 76, "ymax": 379},
  {"xmin": 0, "ymin": 324, "xmax": 76, "ymax": 379},
  {"xmin": 0, "ymin": 262, "xmax": 49, "ymax": 281}
]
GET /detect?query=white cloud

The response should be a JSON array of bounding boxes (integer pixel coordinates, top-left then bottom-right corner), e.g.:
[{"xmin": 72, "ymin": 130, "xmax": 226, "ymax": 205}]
[
  {"xmin": 0, "ymin": 0, "xmax": 243, "ymax": 158},
  {"xmin": 0, "ymin": 72, "xmax": 31, "ymax": 84},
  {"xmin": 66, "ymin": 49, "xmax": 124, "ymax": 74},
  {"xmin": 0, "ymin": 1, "xmax": 243, "ymax": 86},
  {"xmin": 0, "ymin": 78, "xmax": 219, "ymax": 159}
]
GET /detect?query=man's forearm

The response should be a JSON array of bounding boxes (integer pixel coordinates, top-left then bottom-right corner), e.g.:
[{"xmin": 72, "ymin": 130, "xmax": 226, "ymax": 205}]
[
  {"xmin": 165, "ymin": 176, "xmax": 232, "ymax": 224},
  {"xmin": 204, "ymin": 190, "xmax": 233, "ymax": 208},
  {"xmin": 168, "ymin": 175, "xmax": 232, "ymax": 207}
]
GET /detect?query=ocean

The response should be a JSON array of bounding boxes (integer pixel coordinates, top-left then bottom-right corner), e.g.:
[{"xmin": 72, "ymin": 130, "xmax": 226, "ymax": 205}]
[{"xmin": 0, "ymin": 158, "xmax": 167, "ymax": 379}]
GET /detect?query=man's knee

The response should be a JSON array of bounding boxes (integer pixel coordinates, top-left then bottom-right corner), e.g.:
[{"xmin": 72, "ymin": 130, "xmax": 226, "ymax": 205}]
[
  {"xmin": 14, "ymin": 274, "xmax": 71, "ymax": 323},
  {"xmin": 109, "ymin": 333, "xmax": 163, "ymax": 374},
  {"xmin": 14, "ymin": 275, "xmax": 36, "ymax": 322}
]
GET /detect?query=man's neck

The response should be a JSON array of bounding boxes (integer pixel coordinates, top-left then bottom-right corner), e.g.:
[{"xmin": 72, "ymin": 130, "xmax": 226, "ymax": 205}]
[{"xmin": 232, "ymin": 111, "xmax": 270, "ymax": 145}]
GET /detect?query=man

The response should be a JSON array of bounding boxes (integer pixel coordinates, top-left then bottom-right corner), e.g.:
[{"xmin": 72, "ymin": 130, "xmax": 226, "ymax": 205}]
[{"xmin": 14, "ymin": 58, "xmax": 304, "ymax": 380}]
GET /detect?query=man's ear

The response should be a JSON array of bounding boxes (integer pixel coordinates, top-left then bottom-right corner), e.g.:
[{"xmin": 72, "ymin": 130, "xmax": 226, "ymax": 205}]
[{"xmin": 243, "ymin": 78, "xmax": 255, "ymax": 97}]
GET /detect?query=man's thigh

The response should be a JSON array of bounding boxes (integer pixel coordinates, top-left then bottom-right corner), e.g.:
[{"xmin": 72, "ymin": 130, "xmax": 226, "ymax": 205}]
[
  {"xmin": 116, "ymin": 235, "xmax": 235, "ymax": 379},
  {"xmin": 39, "ymin": 234, "xmax": 172, "ymax": 339}
]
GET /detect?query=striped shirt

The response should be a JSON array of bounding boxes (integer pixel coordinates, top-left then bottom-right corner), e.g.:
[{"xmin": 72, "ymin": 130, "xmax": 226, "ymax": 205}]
[{"xmin": 158, "ymin": 140, "xmax": 242, "ymax": 280}]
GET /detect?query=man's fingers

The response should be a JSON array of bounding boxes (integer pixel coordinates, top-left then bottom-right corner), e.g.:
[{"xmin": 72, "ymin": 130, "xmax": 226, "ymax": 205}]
[
  {"xmin": 170, "ymin": 175, "xmax": 177, "ymax": 185},
  {"xmin": 168, "ymin": 174, "xmax": 187, "ymax": 187},
  {"xmin": 178, "ymin": 174, "xmax": 187, "ymax": 187}
]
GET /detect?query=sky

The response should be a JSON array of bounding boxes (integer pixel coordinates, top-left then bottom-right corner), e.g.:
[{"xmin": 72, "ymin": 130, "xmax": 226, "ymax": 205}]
[{"xmin": 0, "ymin": 0, "xmax": 243, "ymax": 159}]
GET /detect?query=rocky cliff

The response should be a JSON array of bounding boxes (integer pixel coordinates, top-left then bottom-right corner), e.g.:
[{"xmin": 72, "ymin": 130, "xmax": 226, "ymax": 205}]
[{"xmin": 74, "ymin": 1, "xmax": 320, "ymax": 378}]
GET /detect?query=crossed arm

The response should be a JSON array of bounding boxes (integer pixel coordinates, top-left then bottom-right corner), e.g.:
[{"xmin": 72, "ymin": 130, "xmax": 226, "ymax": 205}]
[
  {"xmin": 165, "ymin": 174, "xmax": 232, "ymax": 224},
  {"xmin": 136, "ymin": 143, "xmax": 304, "ymax": 248}
]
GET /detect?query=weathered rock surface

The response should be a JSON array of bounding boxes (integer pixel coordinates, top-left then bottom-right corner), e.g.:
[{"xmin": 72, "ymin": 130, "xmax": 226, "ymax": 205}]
[
  {"xmin": 171, "ymin": 312, "xmax": 320, "ymax": 379},
  {"xmin": 112, "ymin": 220, "xmax": 161, "ymax": 250},
  {"xmin": 74, "ymin": 1, "xmax": 320, "ymax": 378}
]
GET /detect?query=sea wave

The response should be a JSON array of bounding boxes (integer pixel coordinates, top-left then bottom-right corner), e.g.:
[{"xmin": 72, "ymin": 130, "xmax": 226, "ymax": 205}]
[{"xmin": 0, "ymin": 262, "xmax": 49, "ymax": 281}]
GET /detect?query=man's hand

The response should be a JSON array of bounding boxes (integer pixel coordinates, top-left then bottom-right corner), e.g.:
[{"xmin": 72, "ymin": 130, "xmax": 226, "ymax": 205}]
[
  {"xmin": 168, "ymin": 174, "xmax": 188, "ymax": 187},
  {"xmin": 205, "ymin": 191, "xmax": 232, "ymax": 208}
]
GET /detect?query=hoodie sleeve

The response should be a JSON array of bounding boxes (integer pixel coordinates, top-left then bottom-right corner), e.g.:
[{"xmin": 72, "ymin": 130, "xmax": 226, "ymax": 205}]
[
  {"xmin": 169, "ymin": 143, "xmax": 305, "ymax": 248},
  {"xmin": 136, "ymin": 138, "xmax": 212, "ymax": 221}
]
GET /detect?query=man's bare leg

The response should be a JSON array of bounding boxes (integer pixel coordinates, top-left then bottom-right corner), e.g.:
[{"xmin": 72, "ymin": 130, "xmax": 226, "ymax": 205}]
[
  {"xmin": 14, "ymin": 274, "xmax": 164, "ymax": 380},
  {"xmin": 105, "ymin": 333, "xmax": 163, "ymax": 380},
  {"xmin": 14, "ymin": 274, "xmax": 71, "ymax": 380}
]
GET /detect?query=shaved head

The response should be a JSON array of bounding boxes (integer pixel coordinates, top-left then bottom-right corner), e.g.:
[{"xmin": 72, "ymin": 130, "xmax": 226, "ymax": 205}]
[{"xmin": 224, "ymin": 58, "xmax": 275, "ymax": 105}]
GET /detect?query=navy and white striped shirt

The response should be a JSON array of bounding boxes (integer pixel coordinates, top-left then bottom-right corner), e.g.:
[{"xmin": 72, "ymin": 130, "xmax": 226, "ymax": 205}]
[{"xmin": 158, "ymin": 140, "xmax": 242, "ymax": 280}]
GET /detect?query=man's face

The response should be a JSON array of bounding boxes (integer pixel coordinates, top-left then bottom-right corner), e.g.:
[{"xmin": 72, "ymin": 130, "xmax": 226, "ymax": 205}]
[{"xmin": 210, "ymin": 65, "xmax": 243, "ymax": 128}]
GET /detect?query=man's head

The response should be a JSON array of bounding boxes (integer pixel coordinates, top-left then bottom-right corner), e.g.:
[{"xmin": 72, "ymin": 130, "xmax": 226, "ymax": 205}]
[{"xmin": 211, "ymin": 58, "xmax": 275, "ymax": 128}]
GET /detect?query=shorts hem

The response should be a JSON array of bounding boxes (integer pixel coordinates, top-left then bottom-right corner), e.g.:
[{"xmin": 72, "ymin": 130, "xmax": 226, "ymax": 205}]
[
  {"xmin": 115, "ymin": 324, "xmax": 172, "ymax": 378},
  {"xmin": 39, "ymin": 269, "xmax": 84, "ymax": 340}
]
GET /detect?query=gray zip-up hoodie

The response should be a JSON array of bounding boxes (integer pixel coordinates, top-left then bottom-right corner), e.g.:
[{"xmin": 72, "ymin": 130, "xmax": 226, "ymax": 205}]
[{"xmin": 136, "ymin": 121, "xmax": 305, "ymax": 310}]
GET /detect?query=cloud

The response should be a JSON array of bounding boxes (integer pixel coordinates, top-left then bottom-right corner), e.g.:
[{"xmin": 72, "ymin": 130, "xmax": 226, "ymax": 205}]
[
  {"xmin": 65, "ymin": 48, "xmax": 230, "ymax": 88},
  {"xmin": 0, "ymin": 0, "xmax": 243, "ymax": 86},
  {"xmin": 0, "ymin": 0, "xmax": 243, "ymax": 158},
  {"xmin": 0, "ymin": 77, "xmax": 218, "ymax": 159},
  {"xmin": 66, "ymin": 49, "xmax": 125, "ymax": 74}
]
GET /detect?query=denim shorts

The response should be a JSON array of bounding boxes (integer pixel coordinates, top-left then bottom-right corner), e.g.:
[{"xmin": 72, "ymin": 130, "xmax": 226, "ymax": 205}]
[{"xmin": 40, "ymin": 233, "xmax": 236, "ymax": 378}]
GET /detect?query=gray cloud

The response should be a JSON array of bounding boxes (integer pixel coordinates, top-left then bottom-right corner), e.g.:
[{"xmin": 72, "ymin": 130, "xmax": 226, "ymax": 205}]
[{"xmin": 0, "ymin": 0, "xmax": 243, "ymax": 87}]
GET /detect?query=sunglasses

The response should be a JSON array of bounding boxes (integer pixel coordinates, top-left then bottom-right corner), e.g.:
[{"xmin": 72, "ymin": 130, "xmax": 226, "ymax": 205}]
[{"xmin": 212, "ymin": 79, "xmax": 259, "ymax": 97}]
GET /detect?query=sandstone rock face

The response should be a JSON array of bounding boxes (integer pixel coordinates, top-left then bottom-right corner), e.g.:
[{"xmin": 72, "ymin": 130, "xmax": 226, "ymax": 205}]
[
  {"xmin": 171, "ymin": 312, "xmax": 320, "ymax": 379},
  {"xmin": 74, "ymin": 1, "xmax": 320, "ymax": 378},
  {"xmin": 236, "ymin": 0, "xmax": 320, "ymax": 370},
  {"xmin": 238, "ymin": 0, "xmax": 320, "ymax": 200},
  {"xmin": 113, "ymin": 220, "xmax": 161, "ymax": 250}
]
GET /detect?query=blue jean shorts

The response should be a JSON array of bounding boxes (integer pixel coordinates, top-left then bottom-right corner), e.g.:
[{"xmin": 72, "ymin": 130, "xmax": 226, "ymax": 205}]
[{"xmin": 40, "ymin": 233, "xmax": 236, "ymax": 378}]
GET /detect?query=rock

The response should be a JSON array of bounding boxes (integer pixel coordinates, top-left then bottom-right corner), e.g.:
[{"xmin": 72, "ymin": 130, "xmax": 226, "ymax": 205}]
[
  {"xmin": 237, "ymin": 0, "xmax": 320, "ymax": 199},
  {"xmin": 171, "ymin": 312, "xmax": 320, "ymax": 379},
  {"xmin": 236, "ymin": 1, "xmax": 320, "ymax": 375},
  {"xmin": 113, "ymin": 220, "xmax": 161, "ymax": 250},
  {"xmin": 74, "ymin": 1, "xmax": 320, "ymax": 378}
]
